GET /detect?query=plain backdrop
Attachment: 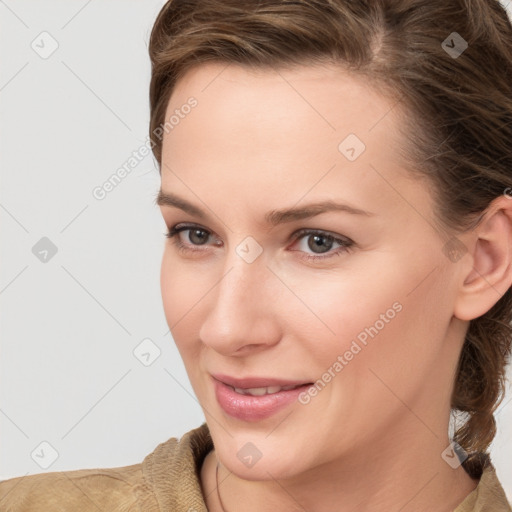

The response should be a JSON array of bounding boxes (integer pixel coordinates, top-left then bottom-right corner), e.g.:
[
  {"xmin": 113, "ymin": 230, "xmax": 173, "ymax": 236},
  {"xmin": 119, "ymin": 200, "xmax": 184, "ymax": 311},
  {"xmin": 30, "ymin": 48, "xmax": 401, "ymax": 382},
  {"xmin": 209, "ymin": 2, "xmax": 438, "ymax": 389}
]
[{"xmin": 1, "ymin": 0, "xmax": 511, "ymax": 502}]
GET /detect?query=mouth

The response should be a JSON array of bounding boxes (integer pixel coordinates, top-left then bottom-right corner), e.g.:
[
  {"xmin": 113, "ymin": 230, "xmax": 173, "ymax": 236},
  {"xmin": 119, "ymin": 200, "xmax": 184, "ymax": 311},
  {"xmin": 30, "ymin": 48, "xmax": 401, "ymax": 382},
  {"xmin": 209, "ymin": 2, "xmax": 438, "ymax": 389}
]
[
  {"xmin": 228, "ymin": 383, "xmax": 306, "ymax": 396},
  {"xmin": 211, "ymin": 374, "xmax": 314, "ymax": 421}
]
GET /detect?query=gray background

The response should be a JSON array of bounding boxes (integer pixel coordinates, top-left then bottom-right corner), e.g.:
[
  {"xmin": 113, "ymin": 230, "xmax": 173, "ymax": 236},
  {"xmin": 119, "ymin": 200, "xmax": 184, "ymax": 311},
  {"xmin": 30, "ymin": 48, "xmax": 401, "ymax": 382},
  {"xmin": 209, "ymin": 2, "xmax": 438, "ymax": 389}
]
[{"xmin": 1, "ymin": 0, "xmax": 511, "ymax": 501}]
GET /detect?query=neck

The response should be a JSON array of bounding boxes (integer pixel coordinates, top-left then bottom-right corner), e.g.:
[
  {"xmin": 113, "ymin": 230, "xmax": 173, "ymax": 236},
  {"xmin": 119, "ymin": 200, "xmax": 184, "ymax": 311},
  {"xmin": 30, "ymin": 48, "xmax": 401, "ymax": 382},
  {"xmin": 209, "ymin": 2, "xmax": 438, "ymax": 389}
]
[{"xmin": 202, "ymin": 416, "xmax": 479, "ymax": 512}]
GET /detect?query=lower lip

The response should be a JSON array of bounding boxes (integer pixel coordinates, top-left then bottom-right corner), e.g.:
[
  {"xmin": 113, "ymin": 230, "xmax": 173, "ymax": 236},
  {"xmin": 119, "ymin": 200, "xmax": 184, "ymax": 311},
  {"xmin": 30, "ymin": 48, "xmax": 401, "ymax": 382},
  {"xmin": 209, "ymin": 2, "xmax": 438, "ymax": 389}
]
[{"xmin": 213, "ymin": 379, "xmax": 312, "ymax": 422}]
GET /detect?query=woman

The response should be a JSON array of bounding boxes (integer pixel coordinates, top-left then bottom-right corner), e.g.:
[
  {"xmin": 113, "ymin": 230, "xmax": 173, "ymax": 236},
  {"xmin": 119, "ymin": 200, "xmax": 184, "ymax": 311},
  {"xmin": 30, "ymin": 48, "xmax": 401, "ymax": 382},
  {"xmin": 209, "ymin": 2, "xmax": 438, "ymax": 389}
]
[{"xmin": 1, "ymin": 0, "xmax": 512, "ymax": 510}]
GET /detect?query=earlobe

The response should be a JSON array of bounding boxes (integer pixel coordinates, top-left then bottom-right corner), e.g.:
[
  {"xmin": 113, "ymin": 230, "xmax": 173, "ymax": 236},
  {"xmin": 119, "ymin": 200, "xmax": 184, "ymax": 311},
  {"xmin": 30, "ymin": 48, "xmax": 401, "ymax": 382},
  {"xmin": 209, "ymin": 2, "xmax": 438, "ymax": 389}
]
[{"xmin": 453, "ymin": 197, "xmax": 512, "ymax": 321}]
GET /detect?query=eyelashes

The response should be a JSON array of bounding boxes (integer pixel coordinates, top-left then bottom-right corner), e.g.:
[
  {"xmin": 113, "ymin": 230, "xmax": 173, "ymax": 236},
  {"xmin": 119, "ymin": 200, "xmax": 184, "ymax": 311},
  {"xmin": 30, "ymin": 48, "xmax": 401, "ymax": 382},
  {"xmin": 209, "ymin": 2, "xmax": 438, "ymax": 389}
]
[
  {"xmin": 165, "ymin": 223, "xmax": 354, "ymax": 262},
  {"xmin": 286, "ymin": 228, "xmax": 353, "ymax": 261}
]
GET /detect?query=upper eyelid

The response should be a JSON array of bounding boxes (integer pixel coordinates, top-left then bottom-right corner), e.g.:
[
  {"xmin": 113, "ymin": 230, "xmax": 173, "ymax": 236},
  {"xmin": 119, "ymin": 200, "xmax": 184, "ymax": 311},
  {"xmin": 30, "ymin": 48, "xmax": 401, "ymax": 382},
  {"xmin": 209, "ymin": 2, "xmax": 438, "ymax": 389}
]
[
  {"xmin": 171, "ymin": 223, "xmax": 351, "ymax": 245},
  {"xmin": 173, "ymin": 223, "xmax": 220, "ymax": 241}
]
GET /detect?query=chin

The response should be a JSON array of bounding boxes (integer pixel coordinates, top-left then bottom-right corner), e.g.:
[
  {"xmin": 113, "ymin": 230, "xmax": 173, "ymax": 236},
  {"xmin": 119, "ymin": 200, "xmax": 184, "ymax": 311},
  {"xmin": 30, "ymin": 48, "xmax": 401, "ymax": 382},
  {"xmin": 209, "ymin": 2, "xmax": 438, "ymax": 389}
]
[
  {"xmin": 209, "ymin": 425, "xmax": 312, "ymax": 481},
  {"xmin": 224, "ymin": 451, "xmax": 304, "ymax": 482}
]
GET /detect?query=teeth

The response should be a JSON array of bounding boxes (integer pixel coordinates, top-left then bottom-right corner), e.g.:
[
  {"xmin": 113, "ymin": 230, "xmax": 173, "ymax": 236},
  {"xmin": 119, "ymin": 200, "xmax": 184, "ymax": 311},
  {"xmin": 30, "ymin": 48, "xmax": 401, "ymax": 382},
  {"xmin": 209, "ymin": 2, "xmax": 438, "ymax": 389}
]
[
  {"xmin": 232, "ymin": 385, "xmax": 301, "ymax": 396},
  {"xmin": 246, "ymin": 387, "xmax": 268, "ymax": 396}
]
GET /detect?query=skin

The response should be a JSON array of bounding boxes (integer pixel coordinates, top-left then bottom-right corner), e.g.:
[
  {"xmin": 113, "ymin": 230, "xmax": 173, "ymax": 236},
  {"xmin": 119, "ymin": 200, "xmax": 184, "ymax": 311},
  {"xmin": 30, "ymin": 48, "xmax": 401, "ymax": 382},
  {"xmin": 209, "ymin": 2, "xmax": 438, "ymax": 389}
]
[{"xmin": 157, "ymin": 61, "xmax": 512, "ymax": 512}]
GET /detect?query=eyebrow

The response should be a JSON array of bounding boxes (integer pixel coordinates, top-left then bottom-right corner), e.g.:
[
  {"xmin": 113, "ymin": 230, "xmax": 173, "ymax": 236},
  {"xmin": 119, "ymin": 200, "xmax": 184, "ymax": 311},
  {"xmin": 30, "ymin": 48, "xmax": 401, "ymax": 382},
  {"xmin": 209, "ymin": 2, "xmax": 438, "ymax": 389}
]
[{"xmin": 156, "ymin": 190, "xmax": 375, "ymax": 226}]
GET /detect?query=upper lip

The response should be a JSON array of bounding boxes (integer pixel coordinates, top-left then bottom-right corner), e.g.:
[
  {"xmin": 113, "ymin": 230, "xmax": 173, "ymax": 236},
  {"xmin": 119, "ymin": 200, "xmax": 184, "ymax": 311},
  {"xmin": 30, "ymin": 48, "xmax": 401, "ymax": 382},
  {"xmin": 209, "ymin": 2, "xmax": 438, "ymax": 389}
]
[{"xmin": 212, "ymin": 373, "xmax": 312, "ymax": 389}]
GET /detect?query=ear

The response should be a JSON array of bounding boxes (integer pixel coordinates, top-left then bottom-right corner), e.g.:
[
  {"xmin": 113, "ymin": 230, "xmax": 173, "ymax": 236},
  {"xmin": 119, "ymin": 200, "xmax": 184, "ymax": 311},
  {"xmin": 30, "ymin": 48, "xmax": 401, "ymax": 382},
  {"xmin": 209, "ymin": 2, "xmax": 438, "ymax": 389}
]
[{"xmin": 453, "ymin": 195, "xmax": 512, "ymax": 321}]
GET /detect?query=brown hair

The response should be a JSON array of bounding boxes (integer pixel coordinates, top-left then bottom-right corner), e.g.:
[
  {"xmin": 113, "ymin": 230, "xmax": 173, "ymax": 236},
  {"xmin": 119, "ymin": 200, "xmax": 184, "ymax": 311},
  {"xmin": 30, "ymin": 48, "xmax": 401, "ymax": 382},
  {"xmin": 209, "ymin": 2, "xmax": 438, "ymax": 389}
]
[{"xmin": 148, "ymin": 0, "xmax": 512, "ymax": 476}]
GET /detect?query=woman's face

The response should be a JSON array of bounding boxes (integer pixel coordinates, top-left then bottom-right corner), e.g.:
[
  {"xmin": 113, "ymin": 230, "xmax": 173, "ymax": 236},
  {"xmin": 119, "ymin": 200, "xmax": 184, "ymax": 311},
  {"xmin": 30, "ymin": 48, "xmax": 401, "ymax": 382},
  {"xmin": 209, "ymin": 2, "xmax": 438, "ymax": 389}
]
[{"xmin": 158, "ymin": 62, "xmax": 467, "ymax": 479}]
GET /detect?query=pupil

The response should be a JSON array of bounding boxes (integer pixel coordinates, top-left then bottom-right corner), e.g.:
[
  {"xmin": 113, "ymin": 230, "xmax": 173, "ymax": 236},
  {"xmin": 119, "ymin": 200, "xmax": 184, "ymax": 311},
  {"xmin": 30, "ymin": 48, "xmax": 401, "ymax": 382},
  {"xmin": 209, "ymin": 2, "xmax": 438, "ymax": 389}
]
[
  {"xmin": 190, "ymin": 229, "xmax": 208, "ymax": 245},
  {"xmin": 308, "ymin": 234, "xmax": 332, "ymax": 254}
]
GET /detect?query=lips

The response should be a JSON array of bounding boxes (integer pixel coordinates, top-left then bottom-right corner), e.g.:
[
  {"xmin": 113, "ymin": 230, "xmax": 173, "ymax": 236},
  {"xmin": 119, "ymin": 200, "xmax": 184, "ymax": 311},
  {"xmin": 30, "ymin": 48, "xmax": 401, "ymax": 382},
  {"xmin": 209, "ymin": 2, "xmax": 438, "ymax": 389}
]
[
  {"xmin": 212, "ymin": 374, "xmax": 310, "ymax": 389},
  {"xmin": 231, "ymin": 384, "xmax": 303, "ymax": 396},
  {"xmin": 212, "ymin": 373, "xmax": 313, "ymax": 421}
]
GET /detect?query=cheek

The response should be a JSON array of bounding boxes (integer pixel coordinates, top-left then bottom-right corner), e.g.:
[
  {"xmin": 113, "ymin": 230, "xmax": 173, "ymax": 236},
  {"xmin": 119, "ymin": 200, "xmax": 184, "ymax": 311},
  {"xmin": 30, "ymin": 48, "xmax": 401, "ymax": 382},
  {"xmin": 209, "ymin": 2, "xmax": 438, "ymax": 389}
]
[
  {"xmin": 160, "ymin": 252, "xmax": 182, "ymax": 325},
  {"xmin": 311, "ymin": 245, "xmax": 445, "ymax": 349},
  {"xmin": 160, "ymin": 256, "xmax": 208, "ymax": 394},
  {"xmin": 160, "ymin": 250, "xmax": 210, "ymax": 320},
  {"xmin": 160, "ymin": 252, "xmax": 203, "ymax": 350},
  {"xmin": 291, "ymin": 264, "xmax": 407, "ymax": 363},
  {"xmin": 302, "ymin": 256, "xmax": 453, "ymax": 429}
]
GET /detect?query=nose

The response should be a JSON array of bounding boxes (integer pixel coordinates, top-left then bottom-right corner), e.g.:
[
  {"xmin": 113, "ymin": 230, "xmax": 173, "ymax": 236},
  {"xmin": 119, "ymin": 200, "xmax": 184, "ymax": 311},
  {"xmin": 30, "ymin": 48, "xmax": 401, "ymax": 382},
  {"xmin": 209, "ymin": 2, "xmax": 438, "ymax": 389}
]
[{"xmin": 198, "ymin": 248, "xmax": 281, "ymax": 356}]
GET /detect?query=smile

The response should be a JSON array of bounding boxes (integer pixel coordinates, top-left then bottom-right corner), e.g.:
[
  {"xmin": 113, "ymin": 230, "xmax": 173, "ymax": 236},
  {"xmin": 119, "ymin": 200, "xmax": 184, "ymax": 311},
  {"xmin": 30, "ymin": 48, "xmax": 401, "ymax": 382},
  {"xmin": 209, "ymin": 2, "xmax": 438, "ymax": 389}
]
[
  {"xmin": 211, "ymin": 374, "xmax": 313, "ymax": 421},
  {"xmin": 230, "ymin": 384, "xmax": 305, "ymax": 396}
]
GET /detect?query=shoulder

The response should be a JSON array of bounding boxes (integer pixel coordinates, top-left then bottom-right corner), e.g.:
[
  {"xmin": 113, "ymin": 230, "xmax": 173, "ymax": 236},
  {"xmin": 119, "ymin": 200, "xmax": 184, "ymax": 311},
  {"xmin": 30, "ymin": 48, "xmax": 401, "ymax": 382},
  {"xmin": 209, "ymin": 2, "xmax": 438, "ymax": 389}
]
[
  {"xmin": 0, "ymin": 424, "xmax": 213, "ymax": 512},
  {"xmin": 476, "ymin": 464, "xmax": 512, "ymax": 511},
  {"xmin": 456, "ymin": 455, "xmax": 512, "ymax": 512},
  {"xmin": 0, "ymin": 423, "xmax": 213, "ymax": 512},
  {"xmin": 0, "ymin": 462, "xmax": 148, "ymax": 512}
]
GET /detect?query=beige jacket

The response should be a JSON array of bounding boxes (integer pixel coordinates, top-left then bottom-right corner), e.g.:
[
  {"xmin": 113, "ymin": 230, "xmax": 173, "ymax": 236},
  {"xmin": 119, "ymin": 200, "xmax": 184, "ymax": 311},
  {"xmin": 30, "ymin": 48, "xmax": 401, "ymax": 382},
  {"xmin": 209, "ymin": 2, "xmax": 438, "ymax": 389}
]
[{"xmin": 0, "ymin": 423, "xmax": 510, "ymax": 511}]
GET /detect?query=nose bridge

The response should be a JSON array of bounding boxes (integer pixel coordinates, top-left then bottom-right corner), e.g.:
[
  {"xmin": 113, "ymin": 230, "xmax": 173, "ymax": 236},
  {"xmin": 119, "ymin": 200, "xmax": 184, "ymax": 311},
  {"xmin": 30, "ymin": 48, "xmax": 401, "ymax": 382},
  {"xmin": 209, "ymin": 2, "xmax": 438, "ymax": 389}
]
[
  {"xmin": 216, "ymin": 244, "xmax": 268, "ymax": 314},
  {"xmin": 199, "ymin": 241, "xmax": 279, "ymax": 352}
]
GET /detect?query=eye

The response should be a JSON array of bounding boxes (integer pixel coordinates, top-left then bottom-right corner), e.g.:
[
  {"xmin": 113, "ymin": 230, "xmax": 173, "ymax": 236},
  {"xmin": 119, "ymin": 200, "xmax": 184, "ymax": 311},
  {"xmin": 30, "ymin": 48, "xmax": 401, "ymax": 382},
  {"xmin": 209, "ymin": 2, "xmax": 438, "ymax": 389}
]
[
  {"xmin": 165, "ymin": 224, "xmax": 220, "ymax": 255},
  {"xmin": 164, "ymin": 224, "xmax": 354, "ymax": 262},
  {"xmin": 290, "ymin": 229, "xmax": 354, "ymax": 262}
]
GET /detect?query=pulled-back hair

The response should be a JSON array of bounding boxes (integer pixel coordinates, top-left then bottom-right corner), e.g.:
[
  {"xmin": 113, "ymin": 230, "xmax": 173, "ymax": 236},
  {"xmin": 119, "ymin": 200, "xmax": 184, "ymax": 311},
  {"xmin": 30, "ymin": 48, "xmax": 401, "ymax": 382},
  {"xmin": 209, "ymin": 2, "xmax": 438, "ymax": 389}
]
[{"xmin": 148, "ymin": 0, "xmax": 512, "ymax": 476}]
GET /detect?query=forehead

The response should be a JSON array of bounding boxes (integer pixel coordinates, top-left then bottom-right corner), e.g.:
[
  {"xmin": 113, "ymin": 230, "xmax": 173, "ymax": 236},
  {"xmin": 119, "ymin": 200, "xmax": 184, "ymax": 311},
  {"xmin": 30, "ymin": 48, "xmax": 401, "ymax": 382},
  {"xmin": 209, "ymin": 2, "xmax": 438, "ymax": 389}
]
[
  {"xmin": 166, "ymin": 61, "xmax": 393, "ymax": 135},
  {"xmin": 163, "ymin": 61, "xmax": 405, "ymax": 170},
  {"xmin": 159, "ymin": 61, "xmax": 433, "ymax": 231}
]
